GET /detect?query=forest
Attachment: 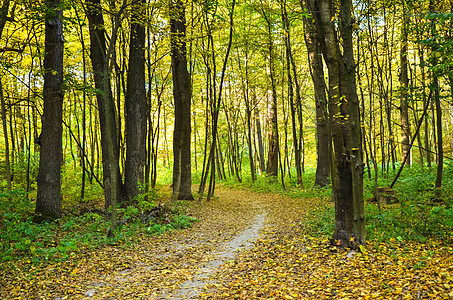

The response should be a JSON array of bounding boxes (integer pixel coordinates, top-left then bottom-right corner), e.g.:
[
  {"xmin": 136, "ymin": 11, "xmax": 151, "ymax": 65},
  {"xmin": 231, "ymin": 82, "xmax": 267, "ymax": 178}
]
[{"xmin": 0, "ymin": 0, "xmax": 452, "ymax": 298}]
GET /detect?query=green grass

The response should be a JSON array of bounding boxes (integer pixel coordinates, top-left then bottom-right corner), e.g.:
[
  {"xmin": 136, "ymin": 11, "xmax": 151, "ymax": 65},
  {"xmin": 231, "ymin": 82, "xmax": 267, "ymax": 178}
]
[
  {"xmin": 220, "ymin": 163, "xmax": 453, "ymax": 244},
  {"xmin": 0, "ymin": 185, "xmax": 198, "ymax": 264}
]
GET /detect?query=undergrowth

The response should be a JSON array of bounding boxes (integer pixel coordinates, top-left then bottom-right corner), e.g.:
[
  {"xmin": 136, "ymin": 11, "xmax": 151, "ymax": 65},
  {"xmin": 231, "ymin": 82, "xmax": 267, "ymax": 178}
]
[
  {"xmin": 0, "ymin": 185, "xmax": 198, "ymax": 264},
  {"xmin": 222, "ymin": 163, "xmax": 453, "ymax": 245}
]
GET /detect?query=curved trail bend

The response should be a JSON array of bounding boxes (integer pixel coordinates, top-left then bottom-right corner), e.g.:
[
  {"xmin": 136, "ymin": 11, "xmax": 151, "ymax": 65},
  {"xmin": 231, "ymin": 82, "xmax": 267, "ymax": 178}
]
[{"xmin": 80, "ymin": 186, "xmax": 298, "ymax": 299}]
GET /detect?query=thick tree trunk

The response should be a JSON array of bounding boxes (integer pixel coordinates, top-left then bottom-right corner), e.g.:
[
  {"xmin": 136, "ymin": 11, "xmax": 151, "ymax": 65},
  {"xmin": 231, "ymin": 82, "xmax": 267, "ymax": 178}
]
[
  {"xmin": 307, "ymin": 0, "xmax": 364, "ymax": 248},
  {"xmin": 339, "ymin": 0, "xmax": 365, "ymax": 245},
  {"xmin": 170, "ymin": 0, "xmax": 194, "ymax": 200},
  {"xmin": 35, "ymin": 0, "xmax": 64, "ymax": 220},
  {"xmin": 86, "ymin": 0, "xmax": 121, "ymax": 208},
  {"xmin": 124, "ymin": 0, "xmax": 147, "ymax": 202},
  {"xmin": 303, "ymin": 10, "xmax": 331, "ymax": 187}
]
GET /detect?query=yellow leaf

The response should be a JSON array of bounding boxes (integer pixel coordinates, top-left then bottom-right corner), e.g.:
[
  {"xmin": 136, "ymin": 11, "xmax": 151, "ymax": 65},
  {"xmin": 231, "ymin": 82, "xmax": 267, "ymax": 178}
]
[{"xmin": 359, "ymin": 244, "xmax": 367, "ymax": 254}]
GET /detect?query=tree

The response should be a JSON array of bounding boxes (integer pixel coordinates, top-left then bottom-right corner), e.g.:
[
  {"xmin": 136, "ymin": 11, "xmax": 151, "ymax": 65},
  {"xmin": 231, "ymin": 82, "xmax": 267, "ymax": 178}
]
[
  {"xmin": 306, "ymin": 0, "xmax": 365, "ymax": 248},
  {"xmin": 197, "ymin": 0, "xmax": 236, "ymax": 201},
  {"xmin": 35, "ymin": 0, "xmax": 64, "ymax": 220},
  {"xmin": 124, "ymin": 0, "xmax": 147, "ymax": 202},
  {"xmin": 170, "ymin": 0, "xmax": 194, "ymax": 200},
  {"xmin": 258, "ymin": 3, "xmax": 279, "ymax": 177},
  {"xmin": 281, "ymin": 0, "xmax": 304, "ymax": 188},
  {"xmin": 86, "ymin": 0, "xmax": 122, "ymax": 208},
  {"xmin": 0, "ymin": 0, "xmax": 12, "ymax": 192},
  {"xmin": 303, "ymin": 3, "xmax": 331, "ymax": 187},
  {"xmin": 399, "ymin": 0, "xmax": 412, "ymax": 165},
  {"xmin": 429, "ymin": 0, "xmax": 443, "ymax": 190}
]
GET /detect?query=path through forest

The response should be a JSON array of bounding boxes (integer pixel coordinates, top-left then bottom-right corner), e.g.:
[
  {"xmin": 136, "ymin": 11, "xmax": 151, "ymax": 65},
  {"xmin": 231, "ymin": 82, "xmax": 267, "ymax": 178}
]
[{"xmin": 78, "ymin": 186, "xmax": 293, "ymax": 299}]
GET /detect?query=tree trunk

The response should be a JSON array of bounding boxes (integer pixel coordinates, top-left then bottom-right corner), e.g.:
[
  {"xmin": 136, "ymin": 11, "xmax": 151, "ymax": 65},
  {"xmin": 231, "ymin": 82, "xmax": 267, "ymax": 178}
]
[
  {"xmin": 399, "ymin": 3, "xmax": 412, "ymax": 165},
  {"xmin": 125, "ymin": 0, "xmax": 147, "ymax": 202},
  {"xmin": 254, "ymin": 105, "xmax": 266, "ymax": 173},
  {"xmin": 262, "ymin": 11, "xmax": 279, "ymax": 177},
  {"xmin": 35, "ymin": 0, "xmax": 64, "ymax": 220},
  {"xmin": 339, "ymin": 0, "xmax": 365, "ymax": 245},
  {"xmin": 430, "ymin": 0, "xmax": 443, "ymax": 189},
  {"xmin": 303, "ymin": 8, "xmax": 331, "ymax": 187},
  {"xmin": 307, "ymin": 0, "xmax": 364, "ymax": 248},
  {"xmin": 0, "ymin": 79, "xmax": 12, "ymax": 191},
  {"xmin": 282, "ymin": 1, "xmax": 303, "ymax": 188},
  {"xmin": 170, "ymin": 0, "xmax": 194, "ymax": 200},
  {"xmin": 86, "ymin": 0, "xmax": 121, "ymax": 209},
  {"xmin": 0, "ymin": 0, "xmax": 11, "ymax": 191},
  {"xmin": 419, "ymin": 46, "xmax": 432, "ymax": 167}
]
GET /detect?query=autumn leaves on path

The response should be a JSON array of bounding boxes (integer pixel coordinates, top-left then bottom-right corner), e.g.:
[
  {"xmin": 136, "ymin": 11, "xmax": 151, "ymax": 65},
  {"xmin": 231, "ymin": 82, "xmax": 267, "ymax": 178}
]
[{"xmin": 77, "ymin": 187, "xmax": 283, "ymax": 299}]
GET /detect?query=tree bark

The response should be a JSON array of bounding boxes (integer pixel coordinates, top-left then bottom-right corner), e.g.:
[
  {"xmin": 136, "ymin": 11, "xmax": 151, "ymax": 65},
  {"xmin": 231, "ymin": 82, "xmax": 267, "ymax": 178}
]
[
  {"xmin": 303, "ymin": 7, "xmax": 331, "ymax": 187},
  {"xmin": 0, "ymin": 79, "xmax": 12, "ymax": 191},
  {"xmin": 125, "ymin": 0, "xmax": 147, "ymax": 202},
  {"xmin": 339, "ymin": 0, "xmax": 365, "ymax": 245},
  {"xmin": 35, "ymin": 0, "xmax": 64, "ymax": 220},
  {"xmin": 239, "ymin": 48, "xmax": 256, "ymax": 182},
  {"xmin": 262, "ymin": 10, "xmax": 279, "ymax": 177},
  {"xmin": 0, "ymin": 2, "xmax": 11, "ymax": 190},
  {"xmin": 307, "ymin": 0, "xmax": 364, "ymax": 248},
  {"xmin": 430, "ymin": 0, "xmax": 443, "ymax": 189},
  {"xmin": 282, "ymin": 0, "xmax": 303, "ymax": 188},
  {"xmin": 254, "ymin": 105, "xmax": 266, "ymax": 174},
  {"xmin": 399, "ymin": 2, "xmax": 412, "ymax": 165},
  {"xmin": 86, "ymin": 0, "xmax": 121, "ymax": 208},
  {"xmin": 170, "ymin": 0, "xmax": 194, "ymax": 200}
]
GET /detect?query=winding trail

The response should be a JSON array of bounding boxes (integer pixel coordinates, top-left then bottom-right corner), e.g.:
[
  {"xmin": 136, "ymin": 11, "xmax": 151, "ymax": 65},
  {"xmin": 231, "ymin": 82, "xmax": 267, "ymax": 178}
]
[
  {"xmin": 0, "ymin": 185, "xmax": 304, "ymax": 299},
  {"xmin": 75, "ymin": 186, "xmax": 287, "ymax": 299}
]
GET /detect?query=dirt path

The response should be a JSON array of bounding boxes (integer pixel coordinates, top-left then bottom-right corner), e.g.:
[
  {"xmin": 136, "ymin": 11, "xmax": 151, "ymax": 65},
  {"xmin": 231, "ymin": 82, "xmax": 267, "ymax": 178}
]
[
  {"xmin": 74, "ymin": 186, "xmax": 288, "ymax": 299},
  {"xmin": 162, "ymin": 213, "xmax": 266, "ymax": 299}
]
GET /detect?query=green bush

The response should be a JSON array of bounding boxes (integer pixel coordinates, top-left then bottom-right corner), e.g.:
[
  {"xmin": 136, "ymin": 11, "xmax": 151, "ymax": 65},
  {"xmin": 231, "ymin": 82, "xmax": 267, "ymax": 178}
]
[
  {"xmin": 145, "ymin": 214, "xmax": 198, "ymax": 235},
  {"xmin": 0, "ymin": 189, "xmax": 32, "ymax": 216}
]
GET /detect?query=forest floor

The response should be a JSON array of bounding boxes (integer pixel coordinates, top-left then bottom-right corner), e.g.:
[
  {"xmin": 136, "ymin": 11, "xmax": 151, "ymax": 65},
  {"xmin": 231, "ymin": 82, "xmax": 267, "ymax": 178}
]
[{"xmin": 1, "ymin": 184, "xmax": 452, "ymax": 299}]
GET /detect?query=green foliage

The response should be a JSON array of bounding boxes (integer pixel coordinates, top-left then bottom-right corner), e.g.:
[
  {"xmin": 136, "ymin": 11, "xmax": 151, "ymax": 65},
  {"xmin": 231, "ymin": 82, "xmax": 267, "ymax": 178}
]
[
  {"xmin": 61, "ymin": 165, "xmax": 104, "ymax": 205},
  {"xmin": 0, "ymin": 188, "xmax": 33, "ymax": 216},
  {"xmin": 299, "ymin": 202, "xmax": 335, "ymax": 238},
  {"xmin": 0, "ymin": 181, "xmax": 198, "ymax": 264},
  {"xmin": 145, "ymin": 214, "xmax": 198, "ymax": 235},
  {"xmin": 171, "ymin": 214, "xmax": 198, "ymax": 229},
  {"xmin": 135, "ymin": 182, "xmax": 159, "ymax": 211},
  {"xmin": 222, "ymin": 170, "xmax": 331, "ymax": 200},
  {"xmin": 4, "ymin": 153, "xmax": 40, "ymax": 191},
  {"xmin": 223, "ymin": 166, "xmax": 452, "ymax": 244}
]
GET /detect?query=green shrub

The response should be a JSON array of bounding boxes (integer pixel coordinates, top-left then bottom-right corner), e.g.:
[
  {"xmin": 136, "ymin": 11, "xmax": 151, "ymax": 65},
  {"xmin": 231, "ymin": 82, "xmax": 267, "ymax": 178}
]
[{"xmin": 0, "ymin": 189, "xmax": 32, "ymax": 216}]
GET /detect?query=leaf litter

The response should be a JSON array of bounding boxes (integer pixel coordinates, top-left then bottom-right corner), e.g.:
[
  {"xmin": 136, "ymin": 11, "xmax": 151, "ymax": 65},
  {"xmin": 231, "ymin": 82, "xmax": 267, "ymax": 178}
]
[{"xmin": 0, "ymin": 185, "xmax": 452, "ymax": 299}]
